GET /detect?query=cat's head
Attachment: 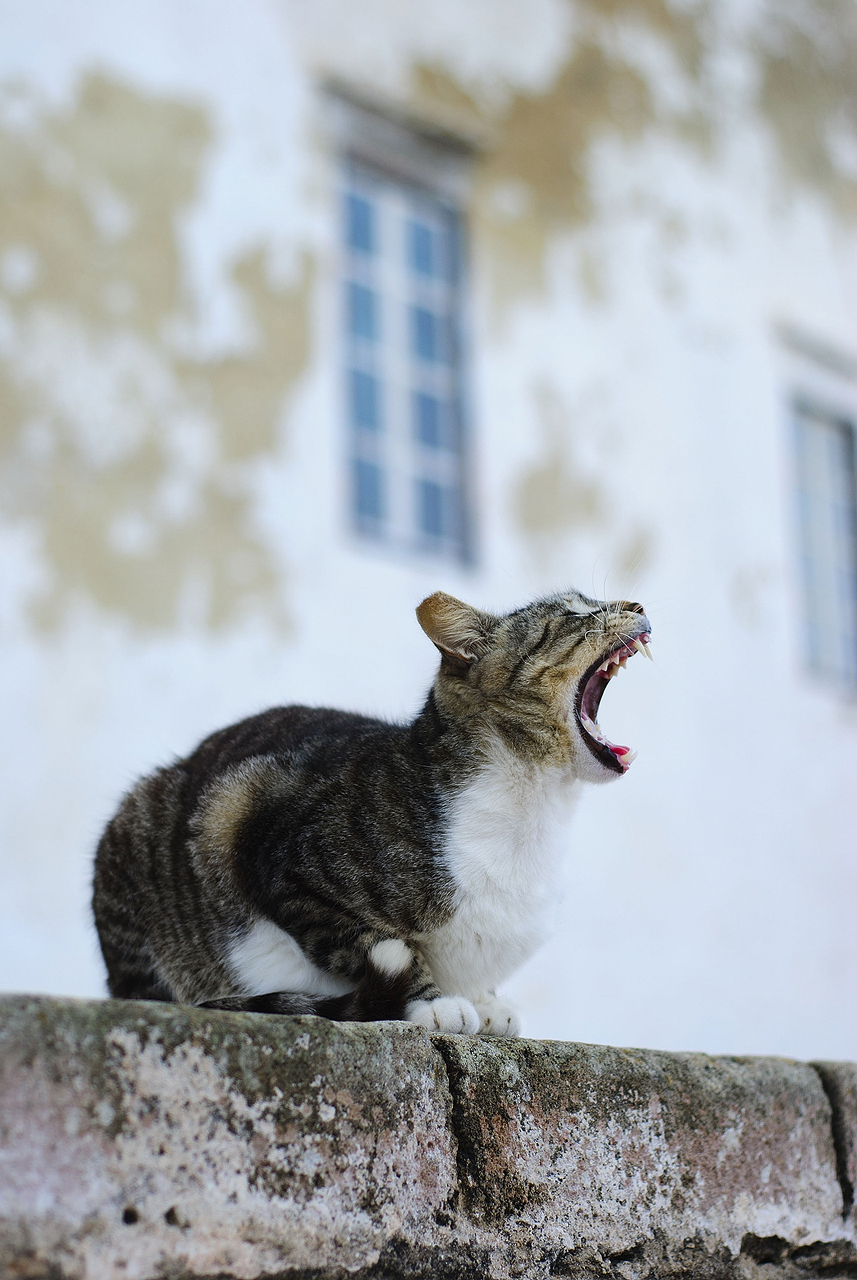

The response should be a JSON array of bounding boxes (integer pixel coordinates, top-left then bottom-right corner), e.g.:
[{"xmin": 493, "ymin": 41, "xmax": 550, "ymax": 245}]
[{"xmin": 417, "ymin": 589, "xmax": 652, "ymax": 782}]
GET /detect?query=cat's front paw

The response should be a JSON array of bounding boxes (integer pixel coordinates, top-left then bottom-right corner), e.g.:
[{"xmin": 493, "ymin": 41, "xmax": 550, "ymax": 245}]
[
  {"xmin": 473, "ymin": 996, "xmax": 521, "ymax": 1038},
  {"xmin": 405, "ymin": 996, "xmax": 480, "ymax": 1034}
]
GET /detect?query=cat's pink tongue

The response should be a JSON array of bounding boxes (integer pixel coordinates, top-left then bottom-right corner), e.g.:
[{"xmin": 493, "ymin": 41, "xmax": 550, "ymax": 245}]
[{"xmin": 611, "ymin": 744, "xmax": 638, "ymax": 768}]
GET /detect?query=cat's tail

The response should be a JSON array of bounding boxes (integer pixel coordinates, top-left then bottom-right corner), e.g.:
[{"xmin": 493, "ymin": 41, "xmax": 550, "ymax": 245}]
[{"xmin": 199, "ymin": 952, "xmax": 412, "ymax": 1023}]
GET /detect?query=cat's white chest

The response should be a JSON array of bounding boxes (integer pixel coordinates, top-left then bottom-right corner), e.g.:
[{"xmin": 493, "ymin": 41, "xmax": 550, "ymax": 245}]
[{"xmin": 423, "ymin": 742, "xmax": 579, "ymax": 1001}]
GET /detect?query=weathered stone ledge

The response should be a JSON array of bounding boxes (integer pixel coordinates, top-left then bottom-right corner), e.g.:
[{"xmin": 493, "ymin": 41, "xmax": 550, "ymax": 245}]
[{"xmin": 1, "ymin": 996, "xmax": 855, "ymax": 1280}]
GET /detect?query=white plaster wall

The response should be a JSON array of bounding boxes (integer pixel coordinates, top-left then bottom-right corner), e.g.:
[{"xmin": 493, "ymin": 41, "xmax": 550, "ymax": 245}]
[{"xmin": 0, "ymin": 0, "xmax": 854, "ymax": 1060}]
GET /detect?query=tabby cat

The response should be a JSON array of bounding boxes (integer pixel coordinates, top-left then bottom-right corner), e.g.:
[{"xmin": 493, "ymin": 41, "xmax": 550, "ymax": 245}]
[{"xmin": 93, "ymin": 589, "xmax": 651, "ymax": 1035}]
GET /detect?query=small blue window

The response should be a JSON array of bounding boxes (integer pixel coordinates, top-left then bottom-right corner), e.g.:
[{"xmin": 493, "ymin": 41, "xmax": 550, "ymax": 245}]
[
  {"xmin": 344, "ymin": 164, "xmax": 469, "ymax": 561},
  {"xmin": 350, "ymin": 371, "xmax": 380, "ymax": 430},
  {"xmin": 409, "ymin": 221, "xmax": 434, "ymax": 275},
  {"xmin": 348, "ymin": 283, "xmax": 378, "ymax": 341},
  {"xmin": 347, "ymin": 194, "xmax": 375, "ymax": 254},
  {"xmin": 414, "ymin": 392, "xmax": 442, "ymax": 448},
  {"xmin": 412, "ymin": 307, "xmax": 441, "ymax": 362},
  {"xmin": 794, "ymin": 401, "xmax": 857, "ymax": 686},
  {"xmin": 417, "ymin": 478, "xmax": 445, "ymax": 538},
  {"xmin": 355, "ymin": 459, "xmax": 384, "ymax": 522}
]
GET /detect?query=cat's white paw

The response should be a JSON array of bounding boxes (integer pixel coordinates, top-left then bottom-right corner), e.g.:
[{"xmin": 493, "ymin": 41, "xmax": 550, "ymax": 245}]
[
  {"xmin": 473, "ymin": 996, "xmax": 521, "ymax": 1038},
  {"xmin": 405, "ymin": 996, "xmax": 480, "ymax": 1034}
]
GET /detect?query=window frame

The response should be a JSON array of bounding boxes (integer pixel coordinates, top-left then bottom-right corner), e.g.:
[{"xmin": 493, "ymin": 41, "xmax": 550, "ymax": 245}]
[
  {"xmin": 779, "ymin": 325, "xmax": 857, "ymax": 692},
  {"xmin": 327, "ymin": 83, "xmax": 478, "ymax": 566},
  {"xmin": 792, "ymin": 396, "xmax": 857, "ymax": 688}
]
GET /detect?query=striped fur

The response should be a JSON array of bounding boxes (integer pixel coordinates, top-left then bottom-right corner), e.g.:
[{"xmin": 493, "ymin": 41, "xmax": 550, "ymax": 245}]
[{"xmin": 92, "ymin": 589, "xmax": 649, "ymax": 1033}]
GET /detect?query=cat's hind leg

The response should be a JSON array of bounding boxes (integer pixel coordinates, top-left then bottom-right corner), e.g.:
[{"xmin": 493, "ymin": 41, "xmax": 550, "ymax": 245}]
[
  {"xmin": 201, "ymin": 937, "xmax": 481, "ymax": 1033},
  {"xmin": 341, "ymin": 935, "xmax": 480, "ymax": 1032},
  {"xmin": 307, "ymin": 934, "xmax": 480, "ymax": 1030},
  {"xmin": 198, "ymin": 940, "xmax": 413, "ymax": 1021},
  {"xmin": 200, "ymin": 992, "xmax": 325, "ymax": 1014}
]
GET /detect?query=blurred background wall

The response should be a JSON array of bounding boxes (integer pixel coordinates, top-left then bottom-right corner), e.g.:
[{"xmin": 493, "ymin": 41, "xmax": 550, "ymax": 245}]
[{"xmin": 1, "ymin": 0, "xmax": 855, "ymax": 1059}]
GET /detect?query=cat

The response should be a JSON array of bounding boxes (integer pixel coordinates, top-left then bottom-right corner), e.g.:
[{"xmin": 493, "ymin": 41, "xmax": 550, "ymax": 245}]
[{"xmin": 92, "ymin": 588, "xmax": 651, "ymax": 1036}]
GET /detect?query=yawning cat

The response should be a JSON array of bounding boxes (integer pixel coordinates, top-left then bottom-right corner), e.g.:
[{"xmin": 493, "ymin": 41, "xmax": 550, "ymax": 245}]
[{"xmin": 93, "ymin": 589, "xmax": 651, "ymax": 1035}]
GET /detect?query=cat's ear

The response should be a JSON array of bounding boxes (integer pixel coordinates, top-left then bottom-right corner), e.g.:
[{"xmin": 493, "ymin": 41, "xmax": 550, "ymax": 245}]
[{"xmin": 416, "ymin": 592, "xmax": 495, "ymax": 670}]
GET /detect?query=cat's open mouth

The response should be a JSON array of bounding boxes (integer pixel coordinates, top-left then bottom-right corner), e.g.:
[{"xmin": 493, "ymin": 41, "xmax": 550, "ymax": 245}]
[{"xmin": 574, "ymin": 632, "xmax": 652, "ymax": 774}]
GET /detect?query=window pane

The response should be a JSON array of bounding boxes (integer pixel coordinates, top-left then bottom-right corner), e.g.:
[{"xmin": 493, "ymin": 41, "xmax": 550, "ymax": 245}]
[
  {"xmin": 409, "ymin": 221, "xmax": 433, "ymax": 275},
  {"xmin": 350, "ymin": 370, "xmax": 380, "ymax": 430},
  {"xmin": 413, "ymin": 392, "xmax": 442, "ymax": 447},
  {"xmin": 347, "ymin": 193, "xmax": 374, "ymax": 254},
  {"xmin": 795, "ymin": 403, "xmax": 857, "ymax": 685},
  {"xmin": 354, "ymin": 459, "xmax": 384, "ymax": 522},
  {"xmin": 416, "ymin": 478, "xmax": 445, "ymax": 538},
  {"xmin": 348, "ymin": 282, "xmax": 378, "ymax": 341},
  {"xmin": 343, "ymin": 161, "xmax": 469, "ymax": 562},
  {"xmin": 412, "ymin": 306, "xmax": 441, "ymax": 362}
]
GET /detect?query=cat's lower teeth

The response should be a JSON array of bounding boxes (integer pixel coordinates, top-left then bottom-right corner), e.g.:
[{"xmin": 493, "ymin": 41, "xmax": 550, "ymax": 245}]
[
  {"xmin": 581, "ymin": 714, "xmax": 606, "ymax": 743},
  {"xmin": 581, "ymin": 713, "xmax": 636, "ymax": 765}
]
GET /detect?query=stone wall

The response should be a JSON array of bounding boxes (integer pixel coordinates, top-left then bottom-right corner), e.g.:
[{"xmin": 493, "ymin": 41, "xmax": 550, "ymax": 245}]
[{"xmin": 1, "ymin": 995, "xmax": 855, "ymax": 1279}]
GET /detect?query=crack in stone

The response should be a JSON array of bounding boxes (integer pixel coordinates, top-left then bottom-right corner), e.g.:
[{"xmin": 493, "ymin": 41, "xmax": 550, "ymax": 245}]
[
  {"xmin": 427, "ymin": 1034, "xmax": 480, "ymax": 1218},
  {"xmin": 811, "ymin": 1062, "xmax": 855, "ymax": 1222}
]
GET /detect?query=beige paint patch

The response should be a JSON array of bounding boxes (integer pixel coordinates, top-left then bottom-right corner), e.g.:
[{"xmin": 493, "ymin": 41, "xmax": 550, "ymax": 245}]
[
  {"xmin": 411, "ymin": 0, "xmax": 711, "ymax": 312},
  {"xmin": 409, "ymin": 0, "xmax": 857, "ymax": 314},
  {"xmin": 0, "ymin": 74, "xmax": 312, "ymax": 632},
  {"xmin": 756, "ymin": 0, "xmax": 857, "ymax": 215},
  {"xmin": 514, "ymin": 384, "xmax": 606, "ymax": 537}
]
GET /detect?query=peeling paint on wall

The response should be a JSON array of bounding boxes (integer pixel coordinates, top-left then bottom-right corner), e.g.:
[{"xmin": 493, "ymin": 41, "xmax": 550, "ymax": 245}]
[
  {"xmin": 410, "ymin": 0, "xmax": 711, "ymax": 311},
  {"xmin": 407, "ymin": 0, "xmax": 857, "ymax": 313},
  {"xmin": 0, "ymin": 74, "xmax": 312, "ymax": 633},
  {"xmin": 755, "ymin": 0, "xmax": 857, "ymax": 215}
]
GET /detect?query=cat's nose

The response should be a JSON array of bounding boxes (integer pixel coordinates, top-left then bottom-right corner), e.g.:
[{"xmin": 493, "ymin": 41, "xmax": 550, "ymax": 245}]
[{"xmin": 619, "ymin": 601, "xmax": 646, "ymax": 615}]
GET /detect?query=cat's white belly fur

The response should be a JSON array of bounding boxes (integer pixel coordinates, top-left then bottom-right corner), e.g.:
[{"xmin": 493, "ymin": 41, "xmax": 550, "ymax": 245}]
[
  {"xmin": 229, "ymin": 742, "xmax": 577, "ymax": 1006},
  {"xmin": 228, "ymin": 918, "xmax": 353, "ymax": 998},
  {"xmin": 424, "ymin": 740, "xmax": 579, "ymax": 1001}
]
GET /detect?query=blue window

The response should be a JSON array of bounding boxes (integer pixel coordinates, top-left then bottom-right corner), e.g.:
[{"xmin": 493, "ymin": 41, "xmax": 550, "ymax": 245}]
[
  {"xmin": 412, "ymin": 307, "xmax": 441, "ymax": 362},
  {"xmin": 347, "ymin": 194, "xmax": 374, "ymax": 254},
  {"xmin": 416, "ymin": 479, "xmax": 446, "ymax": 538},
  {"xmin": 354, "ymin": 459, "xmax": 384, "ymax": 522},
  {"xmin": 344, "ymin": 161, "xmax": 470, "ymax": 561},
  {"xmin": 409, "ymin": 221, "xmax": 434, "ymax": 275},
  {"xmin": 348, "ymin": 283, "xmax": 378, "ymax": 341},
  {"xmin": 350, "ymin": 370, "xmax": 380, "ymax": 430},
  {"xmin": 414, "ymin": 392, "xmax": 442, "ymax": 448},
  {"xmin": 794, "ymin": 400, "xmax": 857, "ymax": 686}
]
